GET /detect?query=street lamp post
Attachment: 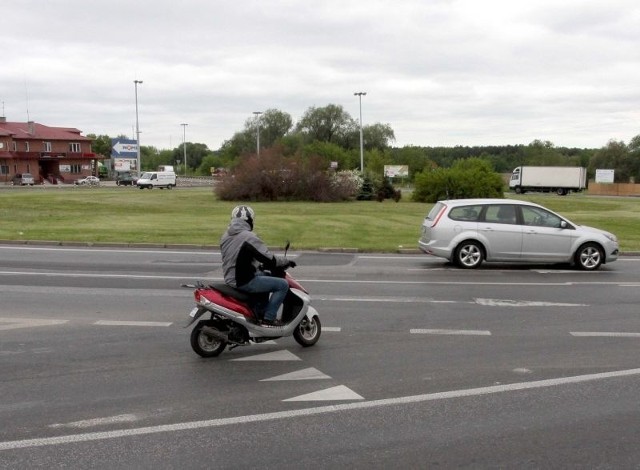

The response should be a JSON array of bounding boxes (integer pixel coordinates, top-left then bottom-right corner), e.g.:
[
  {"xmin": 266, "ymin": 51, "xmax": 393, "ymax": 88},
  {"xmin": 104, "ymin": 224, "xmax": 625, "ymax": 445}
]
[
  {"xmin": 134, "ymin": 80, "xmax": 143, "ymax": 173},
  {"xmin": 253, "ymin": 111, "xmax": 263, "ymax": 157},
  {"xmin": 180, "ymin": 123, "xmax": 188, "ymax": 176},
  {"xmin": 354, "ymin": 92, "xmax": 366, "ymax": 173}
]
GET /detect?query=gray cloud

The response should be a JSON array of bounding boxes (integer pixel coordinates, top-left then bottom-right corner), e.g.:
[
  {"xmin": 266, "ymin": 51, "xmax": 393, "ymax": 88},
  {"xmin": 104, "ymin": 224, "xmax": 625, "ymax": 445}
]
[{"xmin": 2, "ymin": 0, "xmax": 639, "ymax": 150}]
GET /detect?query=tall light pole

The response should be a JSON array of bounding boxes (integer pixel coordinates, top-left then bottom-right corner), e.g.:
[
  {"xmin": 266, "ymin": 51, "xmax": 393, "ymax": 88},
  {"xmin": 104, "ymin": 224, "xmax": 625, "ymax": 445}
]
[
  {"xmin": 180, "ymin": 123, "xmax": 188, "ymax": 176},
  {"xmin": 354, "ymin": 92, "xmax": 366, "ymax": 173},
  {"xmin": 134, "ymin": 80, "xmax": 143, "ymax": 173},
  {"xmin": 253, "ymin": 111, "xmax": 263, "ymax": 157}
]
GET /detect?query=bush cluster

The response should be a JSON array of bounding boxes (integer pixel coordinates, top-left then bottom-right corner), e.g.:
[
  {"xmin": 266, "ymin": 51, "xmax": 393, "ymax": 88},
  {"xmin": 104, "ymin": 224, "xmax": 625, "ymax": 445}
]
[
  {"xmin": 412, "ymin": 158, "xmax": 504, "ymax": 203},
  {"xmin": 215, "ymin": 149, "xmax": 362, "ymax": 202}
]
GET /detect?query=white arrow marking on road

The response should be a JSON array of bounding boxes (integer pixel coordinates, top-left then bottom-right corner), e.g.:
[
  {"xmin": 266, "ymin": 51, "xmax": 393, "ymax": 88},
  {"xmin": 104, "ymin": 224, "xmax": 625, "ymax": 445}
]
[
  {"xmin": 261, "ymin": 367, "xmax": 331, "ymax": 382},
  {"xmin": 475, "ymin": 298, "xmax": 587, "ymax": 307},
  {"xmin": 230, "ymin": 350, "xmax": 302, "ymax": 361},
  {"xmin": 283, "ymin": 385, "xmax": 364, "ymax": 402},
  {"xmin": 0, "ymin": 318, "xmax": 68, "ymax": 331}
]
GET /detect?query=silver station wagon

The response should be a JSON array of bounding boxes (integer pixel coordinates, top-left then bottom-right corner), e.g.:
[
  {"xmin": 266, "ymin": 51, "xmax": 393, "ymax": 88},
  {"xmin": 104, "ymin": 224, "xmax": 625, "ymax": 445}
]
[{"xmin": 418, "ymin": 198, "xmax": 619, "ymax": 270}]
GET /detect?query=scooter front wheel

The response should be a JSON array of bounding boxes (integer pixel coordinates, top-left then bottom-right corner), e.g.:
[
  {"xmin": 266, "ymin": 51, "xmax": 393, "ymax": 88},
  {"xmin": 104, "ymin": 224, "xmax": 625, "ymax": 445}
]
[
  {"xmin": 191, "ymin": 320, "xmax": 227, "ymax": 357},
  {"xmin": 293, "ymin": 315, "xmax": 321, "ymax": 347}
]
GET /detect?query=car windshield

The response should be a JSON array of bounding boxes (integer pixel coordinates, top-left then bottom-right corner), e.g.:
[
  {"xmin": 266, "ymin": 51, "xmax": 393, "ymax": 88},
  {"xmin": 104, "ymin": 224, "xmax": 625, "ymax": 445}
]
[{"xmin": 140, "ymin": 172, "xmax": 152, "ymax": 179}]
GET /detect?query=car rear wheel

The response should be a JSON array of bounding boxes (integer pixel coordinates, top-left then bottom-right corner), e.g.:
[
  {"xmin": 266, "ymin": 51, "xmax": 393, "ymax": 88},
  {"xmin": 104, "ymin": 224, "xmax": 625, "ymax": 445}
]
[
  {"xmin": 575, "ymin": 242, "xmax": 603, "ymax": 270},
  {"xmin": 454, "ymin": 241, "xmax": 484, "ymax": 269}
]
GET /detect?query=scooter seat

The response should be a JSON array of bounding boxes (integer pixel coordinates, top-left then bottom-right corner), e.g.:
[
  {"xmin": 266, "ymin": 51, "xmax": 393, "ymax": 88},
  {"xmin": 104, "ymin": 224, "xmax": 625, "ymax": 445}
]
[{"xmin": 208, "ymin": 283, "xmax": 252, "ymax": 303}]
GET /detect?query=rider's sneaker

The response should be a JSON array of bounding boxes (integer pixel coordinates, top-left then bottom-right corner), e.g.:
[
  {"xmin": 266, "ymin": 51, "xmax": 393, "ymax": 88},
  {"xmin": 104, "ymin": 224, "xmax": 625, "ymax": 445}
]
[{"xmin": 261, "ymin": 318, "xmax": 284, "ymax": 327}]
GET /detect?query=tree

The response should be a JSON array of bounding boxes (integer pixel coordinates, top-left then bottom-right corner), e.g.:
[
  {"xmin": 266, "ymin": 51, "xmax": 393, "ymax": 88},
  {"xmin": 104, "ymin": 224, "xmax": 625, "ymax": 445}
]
[
  {"xmin": 220, "ymin": 108, "xmax": 293, "ymax": 158},
  {"xmin": 294, "ymin": 104, "xmax": 357, "ymax": 146},
  {"xmin": 172, "ymin": 142, "xmax": 211, "ymax": 172},
  {"xmin": 362, "ymin": 123, "xmax": 395, "ymax": 150},
  {"xmin": 87, "ymin": 134, "xmax": 112, "ymax": 157}
]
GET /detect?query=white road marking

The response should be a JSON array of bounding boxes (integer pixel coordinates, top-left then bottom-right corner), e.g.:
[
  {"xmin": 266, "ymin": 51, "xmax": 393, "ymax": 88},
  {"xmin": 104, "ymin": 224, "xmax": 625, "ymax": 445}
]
[
  {"xmin": 475, "ymin": 298, "xmax": 586, "ymax": 307},
  {"xmin": 94, "ymin": 320, "xmax": 172, "ymax": 327},
  {"xmin": 571, "ymin": 331, "xmax": 640, "ymax": 338},
  {"xmin": 322, "ymin": 327, "xmax": 341, "ymax": 332},
  {"xmin": 261, "ymin": 367, "xmax": 331, "ymax": 382},
  {"xmin": 410, "ymin": 329, "xmax": 492, "ymax": 336},
  {"xmin": 0, "ymin": 318, "xmax": 68, "ymax": 331},
  {"xmin": 230, "ymin": 350, "xmax": 302, "ymax": 361},
  {"xmin": 283, "ymin": 385, "xmax": 364, "ymax": 402},
  {"xmin": 2, "ymin": 367, "xmax": 639, "ymax": 451},
  {"xmin": 49, "ymin": 414, "xmax": 140, "ymax": 429}
]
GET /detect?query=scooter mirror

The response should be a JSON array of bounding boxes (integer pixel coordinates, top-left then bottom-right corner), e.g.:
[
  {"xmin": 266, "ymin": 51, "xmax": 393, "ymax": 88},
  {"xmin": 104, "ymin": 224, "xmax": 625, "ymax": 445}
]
[{"xmin": 284, "ymin": 240, "xmax": 290, "ymax": 255}]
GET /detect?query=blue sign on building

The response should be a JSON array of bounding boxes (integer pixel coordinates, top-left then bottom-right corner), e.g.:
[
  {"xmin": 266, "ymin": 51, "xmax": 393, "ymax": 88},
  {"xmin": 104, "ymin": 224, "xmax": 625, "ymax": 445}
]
[{"xmin": 111, "ymin": 138, "xmax": 138, "ymax": 158}]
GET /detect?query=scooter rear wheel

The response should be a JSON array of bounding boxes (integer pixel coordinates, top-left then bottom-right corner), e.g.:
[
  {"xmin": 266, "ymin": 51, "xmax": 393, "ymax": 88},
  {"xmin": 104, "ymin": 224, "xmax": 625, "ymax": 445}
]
[
  {"xmin": 293, "ymin": 315, "xmax": 321, "ymax": 347},
  {"xmin": 191, "ymin": 320, "xmax": 227, "ymax": 357}
]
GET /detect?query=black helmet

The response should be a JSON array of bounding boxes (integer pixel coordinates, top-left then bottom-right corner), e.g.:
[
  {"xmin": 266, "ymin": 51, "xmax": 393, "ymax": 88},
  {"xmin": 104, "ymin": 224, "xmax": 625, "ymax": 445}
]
[{"xmin": 231, "ymin": 205, "xmax": 255, "ymax": 229}]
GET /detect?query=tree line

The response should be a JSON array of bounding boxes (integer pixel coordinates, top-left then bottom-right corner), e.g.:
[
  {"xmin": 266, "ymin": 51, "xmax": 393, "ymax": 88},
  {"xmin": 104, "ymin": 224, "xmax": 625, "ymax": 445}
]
[{"xmin": 88, "ymin": 104, "xmax": 640, "ymax": 184}]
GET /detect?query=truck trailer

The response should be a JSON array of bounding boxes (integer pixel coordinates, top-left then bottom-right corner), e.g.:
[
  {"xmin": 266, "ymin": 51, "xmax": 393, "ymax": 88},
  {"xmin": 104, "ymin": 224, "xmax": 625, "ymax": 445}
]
[{"xmin": 509, "ymin": 166, "xmax": 587, "ymax": 196}]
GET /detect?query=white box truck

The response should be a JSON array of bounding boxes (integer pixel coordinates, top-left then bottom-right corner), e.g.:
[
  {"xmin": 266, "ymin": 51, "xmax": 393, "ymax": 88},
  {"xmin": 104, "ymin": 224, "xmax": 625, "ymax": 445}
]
[
  {"xmin": 509, "ymin": 166, "xmax": 587, "ymax": 196},
  {"xmin": 136, "ymin": 170, "xmax": 176, "ymax": 189}
]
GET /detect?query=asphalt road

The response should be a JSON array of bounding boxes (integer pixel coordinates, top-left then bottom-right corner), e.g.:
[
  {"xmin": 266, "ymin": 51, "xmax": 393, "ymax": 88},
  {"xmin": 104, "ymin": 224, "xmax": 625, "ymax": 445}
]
[{"xmin": 1, "ymin": 245, "xmax": 639, "ymax": 469}]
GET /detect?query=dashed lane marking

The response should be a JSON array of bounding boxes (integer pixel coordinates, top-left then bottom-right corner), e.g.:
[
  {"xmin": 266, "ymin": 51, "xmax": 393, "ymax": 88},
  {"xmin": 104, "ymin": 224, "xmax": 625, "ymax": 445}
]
[
  {"xmin": 94, "ymin": 320, "xmax": 173, "ymax": 327},
  {"xmin": 571, "ymin": 331, "xmax": 640, "ymax": 338},
  {"xmin": 410, "ymin": 328, "xmax": 492, "ymax": 336},
  {"xmin": 0, "ymin": 318, "xmax": 68, "ymax": 331}
]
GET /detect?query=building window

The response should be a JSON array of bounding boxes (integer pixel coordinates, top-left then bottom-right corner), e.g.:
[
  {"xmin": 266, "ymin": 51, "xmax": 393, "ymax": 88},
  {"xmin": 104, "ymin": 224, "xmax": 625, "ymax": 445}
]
[
  {"xmin": 70, "ymin": 164, "xmax": 82, "ymax": 174},
  {"xmin": 69, "ymin": 142, "xmax": 81, "ymax": 153},
  {"xmin": 0, "ymin": 165, "xmax": 8, "ymax": 175},
  {"xmin": 43, "ymin": 142, "xmax": 52, "ymax": 152},
  {"xmin": 25, "ymin": 142, "xmax": 30, "ymax": 151},
  {"xmin": 0, "ymin": 141, "xmax": 5, "ymax": 149},
  {"xmin": 12, "ymin": 142, "xmax": 17, "ymax": 151}
]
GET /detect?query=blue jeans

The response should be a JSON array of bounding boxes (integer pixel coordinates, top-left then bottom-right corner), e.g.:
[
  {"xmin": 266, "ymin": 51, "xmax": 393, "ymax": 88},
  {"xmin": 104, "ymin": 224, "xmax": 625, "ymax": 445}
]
[{"xmin": 238, "ymin": 273, "xmax": 289, "ymax": 321}]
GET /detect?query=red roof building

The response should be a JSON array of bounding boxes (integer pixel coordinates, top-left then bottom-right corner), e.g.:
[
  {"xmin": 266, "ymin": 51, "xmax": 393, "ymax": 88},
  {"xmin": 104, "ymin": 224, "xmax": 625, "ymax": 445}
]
[{"xmin": 0, "ymin": 117, "xmax": 104, "ymax": 184}]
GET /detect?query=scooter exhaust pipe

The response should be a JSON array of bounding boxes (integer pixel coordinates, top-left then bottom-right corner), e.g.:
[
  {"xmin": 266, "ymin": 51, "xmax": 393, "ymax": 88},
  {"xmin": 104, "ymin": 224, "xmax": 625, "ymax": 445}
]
[{"xmin": 201, "ymin": 326, "xmax": 229, "ymax": 342}]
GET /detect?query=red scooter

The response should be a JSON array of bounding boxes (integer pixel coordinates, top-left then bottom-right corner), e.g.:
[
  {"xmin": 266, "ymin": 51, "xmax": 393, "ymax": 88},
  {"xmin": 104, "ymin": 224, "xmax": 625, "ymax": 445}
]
[{"xmin": 183, "ymin": 251, "xmax": 321, "ymax": 357}]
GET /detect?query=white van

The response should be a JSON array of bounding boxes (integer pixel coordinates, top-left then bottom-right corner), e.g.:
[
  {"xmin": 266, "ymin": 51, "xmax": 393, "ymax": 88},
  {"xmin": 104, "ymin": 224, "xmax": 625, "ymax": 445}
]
[{"xmin": 136, "ymin": 171, "xmax": 176, "ymax": 189}]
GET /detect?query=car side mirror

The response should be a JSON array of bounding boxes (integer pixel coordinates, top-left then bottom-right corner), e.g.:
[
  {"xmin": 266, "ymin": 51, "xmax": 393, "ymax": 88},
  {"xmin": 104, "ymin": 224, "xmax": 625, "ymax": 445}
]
[{"xmin": 559, "ymin": 220, "xmax": 567, "ymax": 229}]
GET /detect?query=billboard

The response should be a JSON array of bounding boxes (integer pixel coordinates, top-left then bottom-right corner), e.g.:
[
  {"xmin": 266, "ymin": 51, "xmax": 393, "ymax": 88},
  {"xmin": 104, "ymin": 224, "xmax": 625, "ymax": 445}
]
[
  {"xmin": 384, "ymin": 165, "xmax": 409, "ymax": 178},
  {"xmin": 111, "ymin": 138, "xmax": 138, "ymax": 158}
]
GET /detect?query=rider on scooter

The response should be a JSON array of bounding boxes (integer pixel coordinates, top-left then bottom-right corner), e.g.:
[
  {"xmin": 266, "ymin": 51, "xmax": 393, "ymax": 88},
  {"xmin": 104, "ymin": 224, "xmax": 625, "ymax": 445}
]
[{"xmin": 220, "ymin": 205, "xmax": 295, "ymax": 327}]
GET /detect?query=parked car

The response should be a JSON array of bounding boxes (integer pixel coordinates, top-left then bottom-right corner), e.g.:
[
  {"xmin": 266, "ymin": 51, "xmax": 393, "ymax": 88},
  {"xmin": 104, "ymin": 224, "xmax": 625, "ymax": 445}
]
[
  {"xmin": 74, "ymin": 176, "xmax": 100, "ymax": 186},
  {"xmin": 115, "ymin": 173, "xmax": 138, "ymax": 186},
  {"xmin": 418, "ymin": 198, "xmax": 619, "ymax": 270},
  {"xmin": 12, "ymin": 173, "xmax": 35, "ymax": 186}
]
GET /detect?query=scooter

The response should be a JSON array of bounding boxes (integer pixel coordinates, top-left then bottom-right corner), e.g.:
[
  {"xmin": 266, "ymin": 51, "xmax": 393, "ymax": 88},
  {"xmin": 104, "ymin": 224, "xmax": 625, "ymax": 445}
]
[{"xmin": 183, "ymin": 248, "xmax": 321, "ymax": 358}]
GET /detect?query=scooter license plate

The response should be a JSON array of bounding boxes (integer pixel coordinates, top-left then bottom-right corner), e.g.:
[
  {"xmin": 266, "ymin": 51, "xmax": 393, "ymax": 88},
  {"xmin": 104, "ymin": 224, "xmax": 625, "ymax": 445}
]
[{"xmin": 189, "ymin": 307, "xmax": 199, "ymax": 318}]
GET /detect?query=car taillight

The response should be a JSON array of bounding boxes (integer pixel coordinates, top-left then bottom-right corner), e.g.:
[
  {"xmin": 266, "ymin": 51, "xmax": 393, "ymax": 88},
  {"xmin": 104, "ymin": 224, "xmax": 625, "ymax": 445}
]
[{"xmin": 431, "ymin": 206, "xmax": 447, "ymax": 227}]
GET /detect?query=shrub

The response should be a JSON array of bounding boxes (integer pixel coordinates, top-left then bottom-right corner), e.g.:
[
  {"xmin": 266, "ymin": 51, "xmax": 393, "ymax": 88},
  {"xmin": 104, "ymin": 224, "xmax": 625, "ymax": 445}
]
[
  {"xmin": 215, "ymin": 149, "xmax": 362, "ymax": 202},
  {"xmin": 412, "ymin": 158, "xmax": 504, "ymax": 203}
]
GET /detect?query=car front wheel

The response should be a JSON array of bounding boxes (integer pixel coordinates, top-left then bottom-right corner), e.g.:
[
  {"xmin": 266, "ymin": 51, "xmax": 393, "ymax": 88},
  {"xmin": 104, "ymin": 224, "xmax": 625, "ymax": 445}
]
[
  {"xmin": 575, "ymin": 243, "xmax": 603, "ymax": 270},
  {"xmin": 454, "ymin": 241, "xmax": 484, "ymax": 269}
]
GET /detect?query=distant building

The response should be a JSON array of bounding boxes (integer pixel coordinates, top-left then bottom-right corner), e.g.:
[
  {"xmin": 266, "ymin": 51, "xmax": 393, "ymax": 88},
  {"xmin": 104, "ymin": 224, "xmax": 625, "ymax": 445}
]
[{"xmin": 0, "ymin": 117, "xmax": 104, "ymax": 184}]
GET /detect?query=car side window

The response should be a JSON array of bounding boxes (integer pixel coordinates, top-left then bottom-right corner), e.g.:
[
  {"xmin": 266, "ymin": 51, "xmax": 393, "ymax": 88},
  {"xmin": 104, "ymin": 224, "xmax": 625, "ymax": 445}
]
[
  {"xmin": 448, "ymin": 205, "xmax": 481, "ymax": 222},
  {"xmin": 484, "ymin": 205, "xmax": 516, "ymax": 225},
  {"xmin": 521, "ymin": 206, "xmax": 562, "ymax": 228}
]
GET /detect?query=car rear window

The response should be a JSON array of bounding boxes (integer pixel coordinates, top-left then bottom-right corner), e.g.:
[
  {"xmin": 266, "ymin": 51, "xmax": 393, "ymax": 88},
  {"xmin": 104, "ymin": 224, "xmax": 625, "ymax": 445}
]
[
  {"xmin": 426, "ymin": 202, "xmax": 445, "ymax": 220},
  {"xmin": 448, "ymin": 205, "xmax": 481, "ymax": 221}
]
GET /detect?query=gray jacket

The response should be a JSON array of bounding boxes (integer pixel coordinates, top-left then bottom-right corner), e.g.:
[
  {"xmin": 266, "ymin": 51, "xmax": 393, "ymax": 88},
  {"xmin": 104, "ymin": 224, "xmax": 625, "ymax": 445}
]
[{"xmin": 220, "ymin": 218, "xmax": 283, "ymax": 287}]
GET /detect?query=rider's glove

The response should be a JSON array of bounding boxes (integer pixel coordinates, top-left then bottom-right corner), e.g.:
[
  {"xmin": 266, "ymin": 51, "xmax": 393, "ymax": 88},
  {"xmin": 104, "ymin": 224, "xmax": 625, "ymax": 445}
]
[
  {"xmin": 288, "ymin": 260, "xmax": 297, "ymax": 268},
  {"xmin": 275, "ymin": 256, "xmax": 290, "ymax": 268}
]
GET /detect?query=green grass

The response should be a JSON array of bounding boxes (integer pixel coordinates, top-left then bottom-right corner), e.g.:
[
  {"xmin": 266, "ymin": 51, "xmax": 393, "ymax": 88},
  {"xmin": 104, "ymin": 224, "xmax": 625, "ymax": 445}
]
[{"xmin": 1, "ymin": 187, "xmax": 639, "ymax": 252}]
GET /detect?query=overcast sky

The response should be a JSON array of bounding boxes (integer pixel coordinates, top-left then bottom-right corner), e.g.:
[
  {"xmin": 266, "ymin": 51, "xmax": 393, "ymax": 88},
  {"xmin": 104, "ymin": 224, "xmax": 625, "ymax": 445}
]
[{"xmin": 2, "ymin": 0, "xmax": 639, "ymax": 150}]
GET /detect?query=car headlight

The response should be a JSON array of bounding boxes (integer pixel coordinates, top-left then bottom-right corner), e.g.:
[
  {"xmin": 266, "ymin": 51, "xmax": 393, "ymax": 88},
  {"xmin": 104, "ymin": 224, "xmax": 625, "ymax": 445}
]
[{"xmin": 604, "ymin": 233, "xmax": 617, "ymax": 242}]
